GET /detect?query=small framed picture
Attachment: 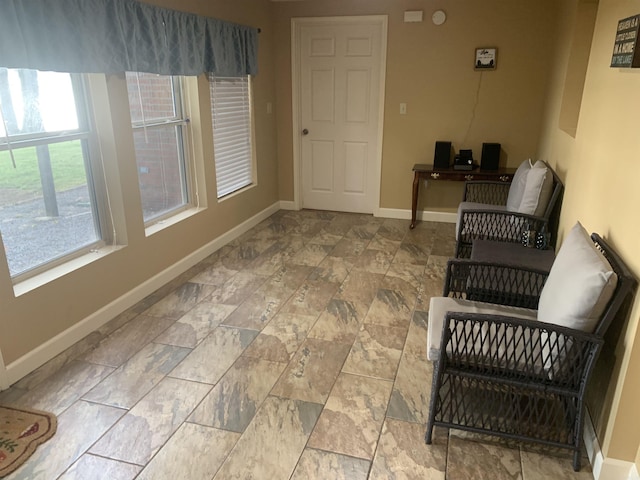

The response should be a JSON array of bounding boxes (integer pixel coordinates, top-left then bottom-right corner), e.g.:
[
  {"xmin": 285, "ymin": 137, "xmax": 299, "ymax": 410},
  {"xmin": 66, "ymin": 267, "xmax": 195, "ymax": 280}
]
[{"xmin": 475, "ymin": 47, "xmax": 497, "ymax": 70}]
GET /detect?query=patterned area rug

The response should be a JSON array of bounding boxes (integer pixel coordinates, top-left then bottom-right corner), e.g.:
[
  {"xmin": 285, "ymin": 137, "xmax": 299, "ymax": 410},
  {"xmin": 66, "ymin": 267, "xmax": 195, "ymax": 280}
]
[{"xmin": 0, "ymin": 405, "xmax": 57, "ymax": 477}]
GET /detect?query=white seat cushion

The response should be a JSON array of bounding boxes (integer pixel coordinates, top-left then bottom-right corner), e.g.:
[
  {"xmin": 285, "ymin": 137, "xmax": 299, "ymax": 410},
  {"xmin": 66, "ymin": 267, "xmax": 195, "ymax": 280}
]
[
  {"xmin": 427, "ymin": 297, "xmax": 537, "ymax": 361},
  {"xmin": 537, "ymin": 221, "xmax": 617, "ymax": 333}
]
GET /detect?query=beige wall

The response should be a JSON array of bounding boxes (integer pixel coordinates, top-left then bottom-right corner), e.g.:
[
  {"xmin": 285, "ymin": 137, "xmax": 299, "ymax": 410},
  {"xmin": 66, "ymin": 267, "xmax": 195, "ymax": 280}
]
[
  {"xmin": 538, "ymin": 0, "xmax": 640, "ymax": 465},
  {"xmin": 0, "ymin": 0, "xmax": 278, "ymax": 364},
  {"xmin": 273, "ymin": 0, "xmax": 561, "ymax": 213}
]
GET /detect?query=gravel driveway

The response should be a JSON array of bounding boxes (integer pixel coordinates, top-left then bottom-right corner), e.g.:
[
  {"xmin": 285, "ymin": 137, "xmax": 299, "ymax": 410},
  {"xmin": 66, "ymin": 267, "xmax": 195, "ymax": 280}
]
[{"xmin": 0, "ymin": 185, "xmax": 99, "ymax": 276}]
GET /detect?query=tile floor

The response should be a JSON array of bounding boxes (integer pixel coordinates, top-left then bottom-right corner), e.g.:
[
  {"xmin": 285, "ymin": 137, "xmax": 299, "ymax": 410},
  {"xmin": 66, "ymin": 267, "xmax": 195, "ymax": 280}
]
[{"xmin": 0, "ymin": 210, "xmax": 593, "ymax": 479}]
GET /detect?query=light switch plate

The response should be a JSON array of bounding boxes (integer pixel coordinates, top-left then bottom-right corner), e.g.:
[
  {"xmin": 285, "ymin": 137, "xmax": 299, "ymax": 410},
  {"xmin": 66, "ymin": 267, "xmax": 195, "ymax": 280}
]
[{"xmin": 404, "ymin": 11, "xmax": 423, "ymax": 23}]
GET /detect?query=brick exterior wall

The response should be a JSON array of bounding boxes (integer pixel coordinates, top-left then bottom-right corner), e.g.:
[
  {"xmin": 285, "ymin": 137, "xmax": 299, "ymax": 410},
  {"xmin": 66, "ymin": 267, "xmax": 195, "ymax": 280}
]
[{"xmin": 126, "ymin": 73, "xmax": 186, "ymax": 220}]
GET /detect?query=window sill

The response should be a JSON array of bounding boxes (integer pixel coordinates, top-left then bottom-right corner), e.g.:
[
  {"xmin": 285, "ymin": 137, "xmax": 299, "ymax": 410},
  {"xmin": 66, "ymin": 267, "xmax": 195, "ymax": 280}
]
[
  {"xmin": 144, "ymin": 206, "xmax": 207, "ymax": 237},
  {"xmin": 217, "ymin": 183, "xmax": 257, "ymax": 203},
  {"xmin": 13, "ymin": 245, "xmax": 125, "ymax": 297}
]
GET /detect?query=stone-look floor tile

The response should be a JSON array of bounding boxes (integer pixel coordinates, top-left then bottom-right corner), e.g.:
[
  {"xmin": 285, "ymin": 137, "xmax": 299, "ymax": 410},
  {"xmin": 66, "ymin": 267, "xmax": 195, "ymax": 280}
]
[
  {"xmin": 335, "ymin": 270, "xmax": 385, "ymax": 306},
  {"xmin": 59, "ymin": 454, "xmax": 142, "ymax": 480},
  {"xmin": 308, "ymin": 230, "xmax": 344, "ymax": 246},
  {"xmin": 342, "ymin": 323, "xmax": 406, "ymax": 380},
  {"xmin": 207, "ymin": 271, "xmax": 270, "ymax": 305},
  {"xmin": 430, "ymin": 235, "xmax": 456, "ymax": 257},
  {"xmin": 290, "ymin": 243, "xmax": 334, "ymax": 266},
  {"xmin": 369, "ymin": 419, "xmax": 447, "ymax": 480},
  {"xmin": 290, "ymin": 448, "xmax": 370, "ymax": 480},
  {"xmin": 12, "ymin": 330, "xmax": 104, "ymax": 392},
  {"xmin": 213, "ymin": 396, "xmax": 323, "ymax": 480},
  {"xmin": 387, "ymin": 353, "xmax": 433, "ymax": 424},
  {"xmin": 219, "ymin": 245, "xmax": 263, "ymax": 271},
  {"xmin": 280, "ymin": 279, "xmax": 339, "ymax": 315},
  {"xmin": 154, "ymin": 302, "xmax": 237, "ymax": 348},
  {"xmin": 258, "ymin": 264, "xmax": 315, "ymax": 298},
  {"xmin": 351, "ymin": 249, "xmax": 393, "ymax": 274},
  {"xmin": 10, "ymin": 401, "xmax": 126, "ymax": 480},
  {"xmin": 308, "ymin": 373, "xmax": 393, "ymax": 460},
  {"xmin": 271, "ymin": 338, "xmax": 351, "ymax": 404},
  {"xmin": 83, "ymin": 343, "xmax": 191, "ymax": 409},
  {"xmin": 377, "ymin": 221, "xmax": 409, "ymax": 242},
  {"xmin": 346, "ymin": 223, "xmax": 380, "ymax": 241},
  {"xmin": 404, "ymin": 310, "xmax": 429, "ymax": 358},
  {"xmin": 308, "ymin": 256, "xmax": 352, "ymax": 285},
  {"xmin": 90, "ymin": 377, "xmax": 211, "ymax": 465},
  {"xmin": 393, "ymin": 242, "xmax": 431, "ymax": 265},
  {"xmin": 520, "ymin": 449, "xmax": 592, "ymax": 479},
  {"xmin": 329, "ymin": 238, "xmax": 368, "ymax": 258},
  {"xmin": 368, "ymin": 233, "xmax": 402, "ymax": 253},
  {"xmin": 384, "ymin": 262, "xmax": 426, "ymax": 301},
  {"xmin": 82, "ymin": 314, "xmax": 176, "ymax": 367},
  {"xmin": 16, "ymin": 360, "xmax": 114, "ymax": 415},
  {"xmin": 246, "ymin": 239, "xmax": 302, "ymax": 276},
  {"xmin": 189, "ymin": 262, "xmax": 239, "ymax": 286},
  {"xmin": 242, "ymin": 313, "xmax": 318, "ymax": 363},
  {"xmin": 136, "ymin": 423, "xmax": 240, "ymax": 480},
  {"xmin": 143, "ymin": 282, "xmax": 216, "ymax": 318},
  {"xmin": 308, "ymin": 298, "xmax": 369, "ymax": 344},
  {"xmin": 416, "ymin": 255, "xmax": 448, "ymax": 309},
  {"xmin": 222, "ymin": 293, "xmax": 285, "ymax": 331},
  {"xmin": 364, "ymin": 288, "xmax": 413, "ymax": 328},
  {"xmin": 169, "ymin": 326, "xmax": 258, "ymax": 384},
  {"xmin": 447, "ymin": 435, "xmax": 523, "ymax": 480},
  {"xmin": 404, "ymin": 227, "xmax": 437, "ymax": 247},
  {"xmin": 188, "ymin": 356, "xmax": 286, "ymax": 433}
]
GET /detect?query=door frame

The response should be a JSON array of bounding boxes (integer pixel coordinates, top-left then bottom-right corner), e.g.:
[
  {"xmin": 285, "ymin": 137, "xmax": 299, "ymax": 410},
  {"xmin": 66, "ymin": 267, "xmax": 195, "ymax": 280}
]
[{"xmin": 291, "ymin": 15, "xmax": 388, "ymax": 214}]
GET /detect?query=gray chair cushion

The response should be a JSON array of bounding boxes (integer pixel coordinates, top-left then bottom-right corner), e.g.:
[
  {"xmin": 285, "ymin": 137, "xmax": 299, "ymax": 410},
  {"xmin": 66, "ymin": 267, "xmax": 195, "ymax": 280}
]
[
  {"xmin": 518, "ymin": 160, "xmax": 553, "ymax": 216},
  {"xmin": 506, "ymin": 159, "xmax": 532, "ymax": 212}
]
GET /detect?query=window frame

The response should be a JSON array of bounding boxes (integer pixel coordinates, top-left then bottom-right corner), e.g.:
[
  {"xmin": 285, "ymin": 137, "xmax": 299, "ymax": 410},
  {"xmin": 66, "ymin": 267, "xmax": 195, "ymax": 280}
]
[
  {"xmin": 0, "ymin": 71, "xmax": 111, "ymax": 283},
  {"xmin": 127, "ymin": 73, "xmax": 194, "ymax": 227}
]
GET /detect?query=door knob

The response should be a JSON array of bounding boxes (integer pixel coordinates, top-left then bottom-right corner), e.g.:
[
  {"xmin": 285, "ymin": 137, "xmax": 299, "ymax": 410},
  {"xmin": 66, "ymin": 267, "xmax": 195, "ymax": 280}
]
[{"xmin": 302, "ymin": 128, "xmax": 309, "ymax": 135}]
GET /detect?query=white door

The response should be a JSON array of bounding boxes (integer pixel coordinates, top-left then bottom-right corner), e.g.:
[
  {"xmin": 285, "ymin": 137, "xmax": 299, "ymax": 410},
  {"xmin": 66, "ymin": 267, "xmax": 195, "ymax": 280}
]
[{"xmin": 293, "ymin": 16, "xmax": 387, "ymax": 214}]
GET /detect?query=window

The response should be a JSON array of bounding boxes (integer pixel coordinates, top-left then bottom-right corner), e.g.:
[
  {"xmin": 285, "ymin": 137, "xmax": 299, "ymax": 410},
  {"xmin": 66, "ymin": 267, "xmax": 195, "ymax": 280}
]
[
  {"xmin": 209, "ymin": 75, "xmax": 254, "ymax": 198},
  {"xmin": 125, "ymin": 72, "xmax": 191, "ymax": 224},
  {"xmin": 0, "ymin": 68, "xmax": 105, "ymax": 279}
]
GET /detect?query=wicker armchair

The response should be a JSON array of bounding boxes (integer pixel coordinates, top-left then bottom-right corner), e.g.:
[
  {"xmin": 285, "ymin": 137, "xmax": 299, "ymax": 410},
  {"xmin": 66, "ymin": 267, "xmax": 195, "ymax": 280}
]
[
  {"xmin": 456, "ymin": 160, "xmax": 563, "ymax": 258},
  {"xmin": 425, "ymin": 229, "xmax": 635, "ymax": 471}
]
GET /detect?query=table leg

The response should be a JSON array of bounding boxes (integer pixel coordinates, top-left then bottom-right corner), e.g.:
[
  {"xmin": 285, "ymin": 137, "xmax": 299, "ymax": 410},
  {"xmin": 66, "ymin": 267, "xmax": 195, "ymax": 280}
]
[{"xmin": 410, "ymin": 171, "xmax": 420, "ymax": 229}]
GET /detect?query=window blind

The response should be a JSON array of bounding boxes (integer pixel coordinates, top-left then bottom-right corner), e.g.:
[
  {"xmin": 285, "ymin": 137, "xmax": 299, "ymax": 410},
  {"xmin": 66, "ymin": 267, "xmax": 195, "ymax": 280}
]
[{"xmin": 209, "ymin": 75, "xmax": 253, "ymax": 198}]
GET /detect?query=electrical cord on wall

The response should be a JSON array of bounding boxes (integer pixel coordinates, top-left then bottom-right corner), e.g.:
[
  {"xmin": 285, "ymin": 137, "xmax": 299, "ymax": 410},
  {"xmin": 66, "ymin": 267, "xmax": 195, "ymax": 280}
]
[{"xmin": 460, "ymin": 71, "xmax": 483, "ymax": 147}]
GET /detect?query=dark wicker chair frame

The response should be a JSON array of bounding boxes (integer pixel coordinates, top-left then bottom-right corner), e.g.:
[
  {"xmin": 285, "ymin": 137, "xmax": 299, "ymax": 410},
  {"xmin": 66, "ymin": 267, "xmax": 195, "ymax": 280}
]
[
  {"xmin": 425, "ymin": 234, "xmax": 636, "ymax": 471},
  {"xmin": 455, "ymin": 161, "xmax": 564, "ymax": 258}
]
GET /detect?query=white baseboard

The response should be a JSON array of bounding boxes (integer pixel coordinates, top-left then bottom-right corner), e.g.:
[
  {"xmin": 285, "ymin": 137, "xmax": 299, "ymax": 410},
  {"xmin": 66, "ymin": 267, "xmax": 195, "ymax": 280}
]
[
  {"xmin": 376, "ymin": 207, "xmax": 456, "ymax": 224},
  {"xmin": 584, "ymin": 409, "xmax": 636, "ymax": 480},
  {"xmin": 4, "ymin": 201, "xmax": 282, "ymax": 388},
  {"xmin": 279, "ymin": 200, "xmax": 297, "ymax": 211}
]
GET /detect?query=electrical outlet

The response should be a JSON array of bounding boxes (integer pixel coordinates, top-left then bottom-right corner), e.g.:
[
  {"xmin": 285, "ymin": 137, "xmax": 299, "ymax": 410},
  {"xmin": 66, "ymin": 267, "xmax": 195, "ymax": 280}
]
[{"xmin": 400, "ymin": 103, "xmax": 407, "ymax": 115}]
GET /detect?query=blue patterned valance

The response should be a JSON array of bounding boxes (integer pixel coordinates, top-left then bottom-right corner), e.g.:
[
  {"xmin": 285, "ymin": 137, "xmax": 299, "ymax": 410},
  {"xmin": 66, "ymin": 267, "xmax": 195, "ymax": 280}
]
[{"xmin": 0, "ymin": 0, "xmax": 258, "ymax": 76}]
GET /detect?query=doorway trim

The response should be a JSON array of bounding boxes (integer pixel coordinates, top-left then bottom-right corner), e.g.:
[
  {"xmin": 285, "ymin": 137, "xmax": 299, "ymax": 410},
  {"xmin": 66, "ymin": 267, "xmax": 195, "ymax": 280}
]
[{"xmin": 291, "ymin": 15, "xmax": 388, "ymax": 214}]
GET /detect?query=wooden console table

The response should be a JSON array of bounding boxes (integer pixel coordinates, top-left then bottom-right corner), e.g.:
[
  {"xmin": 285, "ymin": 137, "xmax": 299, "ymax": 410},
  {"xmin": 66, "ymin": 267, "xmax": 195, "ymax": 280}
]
[{"xmin": 410, "ymin": 164, "xmax": 517, "ymax": 229}]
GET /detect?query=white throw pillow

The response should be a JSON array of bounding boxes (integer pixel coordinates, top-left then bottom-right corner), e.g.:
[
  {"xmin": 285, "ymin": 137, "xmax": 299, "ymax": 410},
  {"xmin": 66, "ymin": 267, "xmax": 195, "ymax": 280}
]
[
  {"xmin": 518, "ymin": 160, "xmax": 552, "ymax": 216},
  {"xmin": 506, "ymin": 159, "xmax": 532, "ymax": 212},
  {"xmin": 537, "ymin": 222, "xmax": 618, "ymax": 333}
]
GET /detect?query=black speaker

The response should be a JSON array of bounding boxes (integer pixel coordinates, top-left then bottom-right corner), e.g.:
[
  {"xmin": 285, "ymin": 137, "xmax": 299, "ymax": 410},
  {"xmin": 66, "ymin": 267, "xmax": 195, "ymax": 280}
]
[
  {"xmin": 480, "ymin": 143, "xmax": 501, "ymax": 170},
  {"xmin": 433, "ymin": 141, "xmax": 452, "ymax": 169}
]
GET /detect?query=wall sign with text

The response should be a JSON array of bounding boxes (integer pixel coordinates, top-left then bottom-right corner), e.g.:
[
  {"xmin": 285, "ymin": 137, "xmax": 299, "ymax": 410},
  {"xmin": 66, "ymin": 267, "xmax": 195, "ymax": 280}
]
[{"xmin": 611, "ymin": 14, "xmax": 640, "ymax": 67}]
